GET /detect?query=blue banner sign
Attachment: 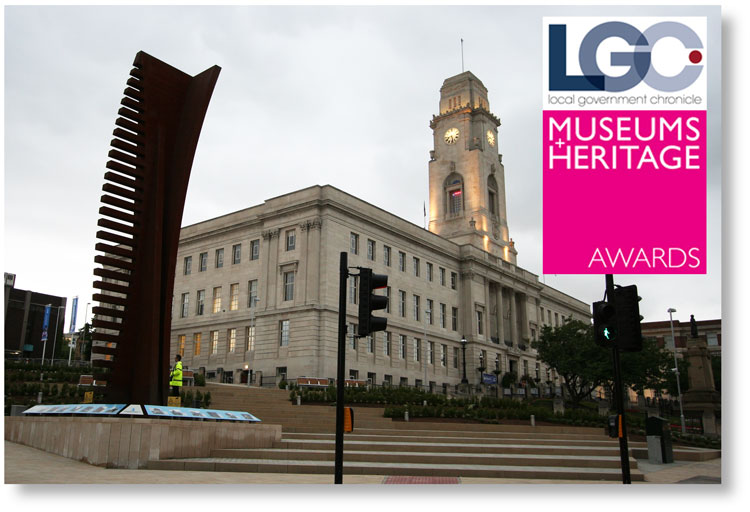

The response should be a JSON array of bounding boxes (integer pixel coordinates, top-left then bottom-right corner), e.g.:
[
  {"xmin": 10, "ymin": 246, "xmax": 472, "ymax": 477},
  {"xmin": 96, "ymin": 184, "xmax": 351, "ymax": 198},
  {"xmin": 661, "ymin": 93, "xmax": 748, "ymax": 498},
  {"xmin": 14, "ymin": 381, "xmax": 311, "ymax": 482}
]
[
  {"xmin": 41, "ymin": 305, "xmax": 51, "ymax": 342},
  {"xmin": 69, "ymin": 297, "xmax": 78, "ymax": 334},
  {"xmin": 481, "ymin": 373, "xmax": 498, "ymax": 385}
]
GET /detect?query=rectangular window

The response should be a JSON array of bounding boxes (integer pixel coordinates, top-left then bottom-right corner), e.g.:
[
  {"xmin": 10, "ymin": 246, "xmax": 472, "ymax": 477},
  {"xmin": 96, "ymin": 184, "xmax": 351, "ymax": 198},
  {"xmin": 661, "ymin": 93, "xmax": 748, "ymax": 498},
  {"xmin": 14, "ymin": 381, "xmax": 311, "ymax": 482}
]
[
  {"xmin": 178, "ymin": 335, "xmax": 185, "ymax": 357},
  {"xmin": 215, "ymin": 248, "xmax": 224, "ymax": 268},
  {"xmin": 453, "ymin": 347, "xmax": 459, "ymax": 369},
  {"xmin": 413, "ymin": 295, "xmax": 420, "ymax": 322},
  {"xmin": 286, "ymin": 230, "xmax": 296, "ymax": 251},
  {"xmin": 196, "ymin": 289, "xmax": 205, "ymax": 316},
  {"xmin": 232, "ymin": 244, "xmax": 241, "ymax": 264},
  {"xmin": 229, "ymin": 283, "xmax": 239, "ymax": 311},
  {"xmin": 540, "ymin": 306, "xmax": 545, "ymax": 324},
  {"xmin": 440, "ymin": 267, "xmax": 446, "ymax": 286},
  {"xmin": 248, "ymin": 280, "xmax": 258, "ymax": 308},
  {"xmin": 183, "ymin": 256, "xmax": 192, "ymax": 275},
  {"xmin": 707, "ymin": 333, "xmax": 719, "ymax": 346},
  {"xmin": 414, "ymin": 338, "xmax": 421, "ymax": 362},
  {"xmin": 383, "ymin": 245, "xmax": 391, "ymax": 266},
  {"xmin": 210, "ymin": 330, "xmax": 219, "ymax": 355},
  {"xmin": 212, "ymin": 287, "xmax": 222, "ymax": 313},
  {"xmin": 426, "ymin": 299, "xmax": 433, "ymax": 325},
  {"xmin": 413, "ymin": 257, "xmax": 420, "ymax": 277},
  {"xmin": 441, "ymin": 344, "xmax": 447, "ymax": 367},
  {"xmin": 199, "ymin": 252, "xmax": 208, "ymax": 272},
  {"xmin": 548, "ymin": 310, "xmax": 552, "ymax": 325},
  {"xmin": 555, "ymin": 312, "xmax": 559, "ymax": 326},
  {"xmin": 480, "ymin": 350, "xmax": 486, "ymax": 369},
  {"xmin": 280, "ymin": 320, "xmax": 290, "ymax": 346},
  {"xmin": 427, "ymin": 262, "xmax": 433, "ymax": 282},
  {"xmin": 193, "ymin": 333, "xmax": 201, "ymax": 356},
  {"xmin": 350, "ymin": 233, "xmax": 359, "ymax": 255},
  {"xmin": 367, "ymin": 335, "xmax": 374, "ymax": 354},
  {"xmin": 399, "ymin": 335, "xmax": 406, "ymax": 359},
  {"xmin": 440, "ymin": 303, "xmax": 447, "ymax": 328},
  {"xmin": 283, "ymin": 271, "xmax": 295, "ymax": 301},
  {"xmin": 180, "ymin": 293, "xmax": 189, "ymax": 318},
  {"xmin": 452, "ymin": 307, "xmax": 458, "ymax": 331},
  {"xmin": 428, "ymin": 341, "xmax": 434, "ymax": 364},
  {"xmin": 398, "ymin": 251, "xmax": 406, "ymax": 271},
  {"xmin": 349, "ymin": 275, "xmax": 358, "ymax": 304},
  {"xmin": 227, "ymin": 328, "xmax": 236, "ymax": 352},
  {"xmin": 246, "ymin": 323, "xmax": 255, "ymax": 352},
  {"xmin": 348, "ymin": 323, "xmax": 357, "ymax": 350},
  {"xmin": 398, "ymin": 290, "xmax": 406, "ymax": 318},
  {"xmin": 384, "ymin": 332, "xmax": 391, "ymax": 356},
  {"xmin": 250, "ymin": 239, "xmax": 260, "ymax": 260},
  {"xmin": 385, "ymin": 286, "xmax": 391, "ymax": 313},
  {"xmin": 477, "ymin": 310, "xmax": 484, "ymax": 335},
  {"xmin": 367, "ymin": 239, "xmax": 375, "ymax": 261},
  {"xmin": 665, "ymin": 335, "xmax": 675, "ymax": 349},
  {"xmin": 450, "ymin": 272, "xmax": 457, "ymax": 290}
]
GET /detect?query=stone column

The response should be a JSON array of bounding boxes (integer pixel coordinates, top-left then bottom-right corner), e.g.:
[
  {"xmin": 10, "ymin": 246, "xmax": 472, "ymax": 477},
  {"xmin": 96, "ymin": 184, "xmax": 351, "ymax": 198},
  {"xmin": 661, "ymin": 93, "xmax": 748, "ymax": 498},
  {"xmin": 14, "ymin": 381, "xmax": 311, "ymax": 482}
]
[
  {"xmin": 260, "ymin": 228, "xmax": 280, "ymax": 310},
  {"xmin": 508, "ymin": 288, "xmax": 517, "ymax": 347}
]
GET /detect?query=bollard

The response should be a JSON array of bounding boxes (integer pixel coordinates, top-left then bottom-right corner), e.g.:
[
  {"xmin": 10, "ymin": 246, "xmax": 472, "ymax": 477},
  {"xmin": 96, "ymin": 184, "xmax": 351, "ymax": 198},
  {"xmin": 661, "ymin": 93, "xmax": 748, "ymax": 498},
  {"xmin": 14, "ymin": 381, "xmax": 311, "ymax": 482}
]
[
  {"xmin": 530, "ymin": 414, "xmax": 536, "ymax": 427},
  {"xmin": 423, "ymin": 400, "xmax": 427, "ymax": 406},
  {"xmin": 297, "ymin": 395, "xmax": 301, "ymax": 406},
  {"xmin": 405, "ymin": 409, "xmax": 409, "ymax": 422}
]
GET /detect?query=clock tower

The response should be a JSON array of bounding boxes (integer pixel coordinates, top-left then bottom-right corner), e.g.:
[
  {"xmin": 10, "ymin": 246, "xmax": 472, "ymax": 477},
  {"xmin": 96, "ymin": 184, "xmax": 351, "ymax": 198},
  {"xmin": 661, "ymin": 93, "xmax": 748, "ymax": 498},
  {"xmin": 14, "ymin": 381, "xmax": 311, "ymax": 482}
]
[{"xmin": 427, "ymin": 71, "xmax": 516, "ymax": 264}]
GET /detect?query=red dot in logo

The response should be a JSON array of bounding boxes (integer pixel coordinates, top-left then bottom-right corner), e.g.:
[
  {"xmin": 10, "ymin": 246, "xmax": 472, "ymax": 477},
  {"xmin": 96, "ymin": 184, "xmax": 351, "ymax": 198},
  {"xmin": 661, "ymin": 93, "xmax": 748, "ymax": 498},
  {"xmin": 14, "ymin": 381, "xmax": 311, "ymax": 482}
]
[{"xmin": 689, "ymin": 50, "xmax": 703, "ymax": 64}]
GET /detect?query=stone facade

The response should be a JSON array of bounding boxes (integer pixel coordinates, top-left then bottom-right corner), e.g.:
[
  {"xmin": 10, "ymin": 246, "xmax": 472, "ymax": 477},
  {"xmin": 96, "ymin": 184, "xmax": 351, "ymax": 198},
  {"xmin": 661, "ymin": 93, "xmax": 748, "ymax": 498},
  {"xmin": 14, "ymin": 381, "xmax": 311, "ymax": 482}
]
[{"xmin": 169, "ymin": 72, "xmax": 590, "ymax": 390}]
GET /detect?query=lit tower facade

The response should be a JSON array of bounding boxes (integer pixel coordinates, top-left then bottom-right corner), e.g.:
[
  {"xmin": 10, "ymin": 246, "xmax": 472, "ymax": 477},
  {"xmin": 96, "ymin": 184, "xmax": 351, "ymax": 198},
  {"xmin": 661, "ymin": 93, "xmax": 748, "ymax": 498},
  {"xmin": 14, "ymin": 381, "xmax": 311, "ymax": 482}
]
[{"xmin": 428, "ymin": 71, "xmax": 516, "ymax": 264}]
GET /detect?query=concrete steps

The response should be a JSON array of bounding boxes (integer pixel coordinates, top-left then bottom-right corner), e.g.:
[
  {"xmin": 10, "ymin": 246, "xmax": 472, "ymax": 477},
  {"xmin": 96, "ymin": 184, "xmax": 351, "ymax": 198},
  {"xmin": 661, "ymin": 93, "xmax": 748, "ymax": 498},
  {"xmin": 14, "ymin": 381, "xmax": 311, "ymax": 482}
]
[{"xmin": 155, "ymin": 384, "xmax": 652, "ymax": 481}]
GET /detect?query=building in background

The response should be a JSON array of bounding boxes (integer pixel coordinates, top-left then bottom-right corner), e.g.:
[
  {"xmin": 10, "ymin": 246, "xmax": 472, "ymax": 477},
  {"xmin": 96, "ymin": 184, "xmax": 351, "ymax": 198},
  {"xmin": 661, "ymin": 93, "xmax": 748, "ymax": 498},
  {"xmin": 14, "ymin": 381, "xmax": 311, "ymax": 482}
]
[
  {"xmin": 641, "ymin": 317, "xmax": 722, "ymax": 359},
  {"xmin": 5, "ymin": 272, "xmax": 67, "ymax": 360},
  {"xmin": 169, "ymin": 72, "xmax": 591, "ymax": 390}
]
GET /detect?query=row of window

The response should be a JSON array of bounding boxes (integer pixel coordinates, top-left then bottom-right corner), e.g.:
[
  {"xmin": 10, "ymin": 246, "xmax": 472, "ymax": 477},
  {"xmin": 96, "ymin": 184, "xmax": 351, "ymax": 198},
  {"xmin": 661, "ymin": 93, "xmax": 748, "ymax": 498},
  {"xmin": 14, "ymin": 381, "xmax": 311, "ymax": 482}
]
[
  {"xmin": 182, "ymin": 229, "xmax": 299, "ymax": 276},
  {"xmin": 349, "ymin": 233, "xmax": 458, "ymax": 288},
  {"xmin": 176, "ymin": 318, "xmax": 290, "ymax": 357},
  {"xmin": 179, "ymin": 279, "xmax": 264, "ymax": 318}
]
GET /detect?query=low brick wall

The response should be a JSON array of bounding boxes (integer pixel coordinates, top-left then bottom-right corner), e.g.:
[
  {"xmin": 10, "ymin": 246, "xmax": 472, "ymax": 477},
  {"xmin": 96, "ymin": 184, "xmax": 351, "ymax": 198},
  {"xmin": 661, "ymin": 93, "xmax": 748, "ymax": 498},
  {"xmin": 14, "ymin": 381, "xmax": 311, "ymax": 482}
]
[{"xmin": 5, "ymin": 416, "xmax": 281, "ymax": 469}]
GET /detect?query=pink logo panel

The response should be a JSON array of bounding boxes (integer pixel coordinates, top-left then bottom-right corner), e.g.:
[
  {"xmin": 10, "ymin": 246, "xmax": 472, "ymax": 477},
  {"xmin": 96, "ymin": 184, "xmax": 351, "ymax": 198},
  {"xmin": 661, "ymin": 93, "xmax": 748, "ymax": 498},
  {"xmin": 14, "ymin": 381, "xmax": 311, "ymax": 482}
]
[{"xmin": 542, "ymin": 110, "xmax": 706, "ymax": 274}]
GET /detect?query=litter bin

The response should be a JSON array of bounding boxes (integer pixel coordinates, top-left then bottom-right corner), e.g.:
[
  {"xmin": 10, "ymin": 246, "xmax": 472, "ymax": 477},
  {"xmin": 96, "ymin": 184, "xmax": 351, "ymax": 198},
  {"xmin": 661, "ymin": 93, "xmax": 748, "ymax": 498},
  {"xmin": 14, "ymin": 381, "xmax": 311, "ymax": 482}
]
[{"xmin": 646, "ymin": 415, "xmax": 674, "ymax": 464}]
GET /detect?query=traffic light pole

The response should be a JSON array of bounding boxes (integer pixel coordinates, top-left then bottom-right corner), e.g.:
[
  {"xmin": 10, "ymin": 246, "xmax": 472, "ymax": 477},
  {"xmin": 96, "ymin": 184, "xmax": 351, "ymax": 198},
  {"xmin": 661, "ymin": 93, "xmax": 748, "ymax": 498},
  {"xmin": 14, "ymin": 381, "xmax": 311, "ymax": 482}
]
[
  {"xmin": 334, "ymin": 252, "xmax": 348, "ymax": 484},
  {"xmin": 607, "ymin": 274, "xmax": 631, "ymax": 484}
]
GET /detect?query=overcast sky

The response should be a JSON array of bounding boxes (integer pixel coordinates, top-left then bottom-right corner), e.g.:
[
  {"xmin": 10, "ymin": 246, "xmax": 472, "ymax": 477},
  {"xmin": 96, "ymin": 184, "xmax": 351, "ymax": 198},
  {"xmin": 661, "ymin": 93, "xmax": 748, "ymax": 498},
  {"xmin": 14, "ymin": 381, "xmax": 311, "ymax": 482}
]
[{"xmin": 3, "ymin": 4, "xmax": 725, "ymax": 331}]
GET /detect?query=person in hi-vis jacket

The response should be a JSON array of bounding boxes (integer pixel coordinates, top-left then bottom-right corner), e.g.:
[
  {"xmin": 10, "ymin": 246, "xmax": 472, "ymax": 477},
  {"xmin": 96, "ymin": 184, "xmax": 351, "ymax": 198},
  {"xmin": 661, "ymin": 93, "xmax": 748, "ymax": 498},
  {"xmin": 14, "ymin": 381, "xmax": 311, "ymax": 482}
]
[{"xmin": 169, "ymin": 354, "xmax": 183, "ymax": 397}]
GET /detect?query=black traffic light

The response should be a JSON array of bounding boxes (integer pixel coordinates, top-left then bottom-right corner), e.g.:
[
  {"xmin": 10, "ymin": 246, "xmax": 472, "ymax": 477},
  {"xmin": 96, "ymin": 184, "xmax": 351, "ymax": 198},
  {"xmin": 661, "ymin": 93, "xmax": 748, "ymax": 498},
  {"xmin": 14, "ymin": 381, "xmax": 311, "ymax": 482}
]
[
  {"xmin": 592, "ymin": 300, "xmax": 617, "ymax": 347},
  {"xmin": 357, "ymin": 268, "xmax": 388, "ymax": 337},
  {"xmin": 612, "ymin": 285, "xmax": 643, "ymax": 352}
]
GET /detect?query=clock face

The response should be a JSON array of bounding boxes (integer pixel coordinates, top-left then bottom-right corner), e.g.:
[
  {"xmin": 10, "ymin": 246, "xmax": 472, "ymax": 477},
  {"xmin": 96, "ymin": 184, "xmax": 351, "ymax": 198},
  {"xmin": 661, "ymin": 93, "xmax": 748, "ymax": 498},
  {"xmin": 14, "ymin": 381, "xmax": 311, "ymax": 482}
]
[
  {"xmin": 487, "ymin": 130, "xmax": 496, "ymax": 147},
  {"xmin": 444, "ymin": 127, "xmax": 460, "ymax": 145}
]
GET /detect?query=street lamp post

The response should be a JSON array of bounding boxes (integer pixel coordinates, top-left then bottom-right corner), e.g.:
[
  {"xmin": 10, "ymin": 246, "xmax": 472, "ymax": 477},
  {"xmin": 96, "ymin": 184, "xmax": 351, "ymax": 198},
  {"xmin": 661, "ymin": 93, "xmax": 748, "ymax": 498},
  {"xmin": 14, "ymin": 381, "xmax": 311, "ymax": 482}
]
[
  {"xmin": 668, "ymin": 308, "xmax": 687, "ymax": 434},
  {"xmin": 248, "ymin": 296, "xmax": 259, "ymax": 387},
  {"xmin": 424, "ymin": 308, "xmax": 430, "ymax": 392},
  {"xmin": 460, "ymin": 336, "xmax": 468, "ymax": 384}
]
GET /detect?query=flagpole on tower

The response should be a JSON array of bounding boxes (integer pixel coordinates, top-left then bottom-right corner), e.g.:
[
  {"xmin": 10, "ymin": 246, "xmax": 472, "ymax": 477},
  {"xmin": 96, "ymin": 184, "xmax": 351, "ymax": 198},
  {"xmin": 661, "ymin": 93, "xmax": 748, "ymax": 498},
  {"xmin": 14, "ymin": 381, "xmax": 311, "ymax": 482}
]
[{"xmin": 461, "ymin": 38, "xmax": 464, "ymax": 72}]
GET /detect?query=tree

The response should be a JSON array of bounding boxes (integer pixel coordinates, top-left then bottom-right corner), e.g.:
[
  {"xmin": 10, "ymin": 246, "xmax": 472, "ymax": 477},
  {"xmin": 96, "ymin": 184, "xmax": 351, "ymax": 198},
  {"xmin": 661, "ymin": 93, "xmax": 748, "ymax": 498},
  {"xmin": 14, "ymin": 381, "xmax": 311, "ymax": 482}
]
[
  {"xmin": 618, "ymin": 336, "xmax": 674, "ymax": 395},
  {"xmin": 77, "ymin": 323, "xmax": 94, "ymax": 361},
  {"xmin": 532, "ymin": 318, "xmax": 610, "ymax": 405}
]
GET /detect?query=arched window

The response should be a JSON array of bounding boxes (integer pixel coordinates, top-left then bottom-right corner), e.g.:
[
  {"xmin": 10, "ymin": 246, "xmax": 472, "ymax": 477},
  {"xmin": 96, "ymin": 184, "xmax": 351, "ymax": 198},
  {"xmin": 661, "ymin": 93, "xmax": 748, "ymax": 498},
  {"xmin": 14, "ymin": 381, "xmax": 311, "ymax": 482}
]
[
  {"xmin": 487, "ymin": 175, "xmax": 499, "ymax": 217},
  {"xmin": 444, "ymin": 173, "xmax": 463, "ymax": 217}
]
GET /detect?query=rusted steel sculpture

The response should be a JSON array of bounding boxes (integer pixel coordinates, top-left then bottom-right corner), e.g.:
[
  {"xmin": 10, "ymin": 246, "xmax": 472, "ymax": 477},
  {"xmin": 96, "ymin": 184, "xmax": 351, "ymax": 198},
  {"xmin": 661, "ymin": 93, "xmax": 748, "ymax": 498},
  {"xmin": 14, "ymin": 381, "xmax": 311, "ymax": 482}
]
[{"xmin": 91, "ymin": 52, "xmax": 220, "ymax": 405}]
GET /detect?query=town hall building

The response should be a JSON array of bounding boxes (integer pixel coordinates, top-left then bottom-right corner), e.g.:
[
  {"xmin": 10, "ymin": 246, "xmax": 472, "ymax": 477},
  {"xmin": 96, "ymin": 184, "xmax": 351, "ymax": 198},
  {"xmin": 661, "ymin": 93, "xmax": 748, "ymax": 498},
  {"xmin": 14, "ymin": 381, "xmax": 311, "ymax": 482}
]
[{"xmin": 169, "ymin": 71, "xmax": 591, "ymax": 391}]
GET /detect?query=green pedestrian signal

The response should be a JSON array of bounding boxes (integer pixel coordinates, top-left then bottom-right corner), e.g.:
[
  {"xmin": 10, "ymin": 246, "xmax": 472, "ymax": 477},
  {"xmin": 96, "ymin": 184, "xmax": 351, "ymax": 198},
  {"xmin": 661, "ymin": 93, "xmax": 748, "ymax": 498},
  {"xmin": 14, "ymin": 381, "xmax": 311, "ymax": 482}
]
[{"xmin": 592, "ymin": 300, "xmax": 616, "ymax": 347}]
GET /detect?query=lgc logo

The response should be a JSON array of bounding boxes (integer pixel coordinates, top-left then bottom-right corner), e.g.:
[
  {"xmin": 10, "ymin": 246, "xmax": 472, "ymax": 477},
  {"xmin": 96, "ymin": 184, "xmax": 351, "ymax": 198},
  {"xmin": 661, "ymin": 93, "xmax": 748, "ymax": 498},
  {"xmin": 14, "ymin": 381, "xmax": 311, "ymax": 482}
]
[{"xmin": 549, "ymin": 21, "xmax": 704, "ymax": 92}]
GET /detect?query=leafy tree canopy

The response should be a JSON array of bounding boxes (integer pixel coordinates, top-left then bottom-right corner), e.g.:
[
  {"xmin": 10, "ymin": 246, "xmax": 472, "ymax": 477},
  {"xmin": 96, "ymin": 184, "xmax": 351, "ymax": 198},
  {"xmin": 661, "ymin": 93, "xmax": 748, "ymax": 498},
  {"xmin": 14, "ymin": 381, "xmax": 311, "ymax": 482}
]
[{"xmin": 532, "ymin": 318, "xmax": 610, "ymax": 405}]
